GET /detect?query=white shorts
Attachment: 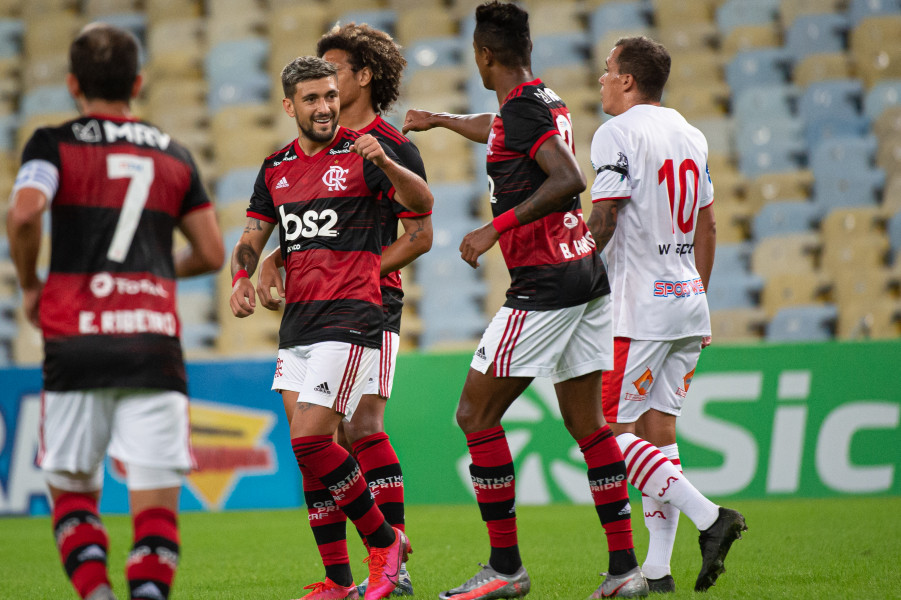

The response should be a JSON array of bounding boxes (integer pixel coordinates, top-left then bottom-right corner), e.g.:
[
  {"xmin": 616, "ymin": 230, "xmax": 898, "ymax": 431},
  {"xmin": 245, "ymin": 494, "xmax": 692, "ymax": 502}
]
[
  {"xmin": 601, "ymin": 337, "xmax": 703, "ymax": 423},
  {"xmin": 470, "ymin": 295, "xmax": 613, "ymax": 384},
  {"xmin": 272, "ymin": 341, "xmax": 378, "ymax": 421},
  {"xmin": 362, "ymin": 331, "xmax": 399, "ymax": 399},
  {"xmin": 38, "ymin": 389, "xmax": 192, "ymax": 488}
]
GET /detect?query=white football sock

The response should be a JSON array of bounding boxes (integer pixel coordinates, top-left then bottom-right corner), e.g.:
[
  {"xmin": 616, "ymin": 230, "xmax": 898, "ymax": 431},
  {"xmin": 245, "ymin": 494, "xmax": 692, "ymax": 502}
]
[
  {"xmin": 617, "ymin": 433, "xmax": 719, "ymax": 531},
  {"xmin": 641, "ymin": 443, "xmax": 681, "ymax": 579}
]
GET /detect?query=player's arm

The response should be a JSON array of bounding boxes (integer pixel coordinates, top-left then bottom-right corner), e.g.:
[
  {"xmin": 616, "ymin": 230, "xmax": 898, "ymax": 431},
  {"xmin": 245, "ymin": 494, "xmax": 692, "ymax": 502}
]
[
  {"xmin": 256, "ymin": 247, "xmax": 285, "ymax": 311},
  {"xmin": 229, "ymin": 216, "xmax": 275, "ymax": 318},
  {"xmin": 402, "ymin": 110, "xmax": 494, "ymax": 143},
  {"xmin": 694, "ymin": 204, "xmax": 716, "ymax": 294},
  {"xmin": 587, "ymin": 200, "xmax": 619, "ymax": 253},
  {"xmin": 381, "ymin": 215, "xmax": 433, "ymax": 275},
  {"xmin": 6, "ymin": 187, "xmax": 47, "ymax": 328},
  {"xmin": 352, "ymin": 134, "xmax": 433, "ymax": 214},
  {"xmin": 175, "ymin": 206, "xmax": 225, "ymax": 277},
  {"xmin": 459, "ymin": 135, "xmax": 586, "ymax": 268}
]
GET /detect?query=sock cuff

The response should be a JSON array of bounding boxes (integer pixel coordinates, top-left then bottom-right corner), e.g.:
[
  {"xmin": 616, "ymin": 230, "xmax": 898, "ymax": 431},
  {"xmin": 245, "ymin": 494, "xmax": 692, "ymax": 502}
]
[
  {"xmin": 577, "ymin": 425, "xmax": 614, "ymax": 452},
  {"xmin": 465, "ymin": 425, "xmax": 505, "ymax": 447},
  {"xmin": 466, "ymin": 426, "xmax": 511, "ymax": 465},
  {"xmin": 53, "ymin": 492, "xmax": 98, "ymax": 518},
  {"xmin": 351, "ymin": 431, "xmax": 390, "ymax": 455},
  {"xmin": 614, "ymin": 432, "xmax": 640, "ymax": 454}
]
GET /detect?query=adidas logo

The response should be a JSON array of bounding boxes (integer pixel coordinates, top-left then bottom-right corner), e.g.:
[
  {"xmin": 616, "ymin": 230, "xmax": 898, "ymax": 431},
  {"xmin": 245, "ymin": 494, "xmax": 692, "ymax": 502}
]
[
  {"xmin": 313, "ymin": 382, "xmax": 331, "ymax": 395},
  {"xmin": 77, "ymin": 544, "xmax": 107, "ymax": 562},
  {"xmin": 275, "ymin": 176, "xmax": 289, "ymax": 189},
  {"xmin": 131, "ymin": 582, "xmax": 164, "ymax": 600},
  {"xmin": 618, "ymin": 504, "xmax": 632, "ymax": 516},
  {"xmin": 475, "ymin": 347, "xmax": 487, "ymax": 360}
]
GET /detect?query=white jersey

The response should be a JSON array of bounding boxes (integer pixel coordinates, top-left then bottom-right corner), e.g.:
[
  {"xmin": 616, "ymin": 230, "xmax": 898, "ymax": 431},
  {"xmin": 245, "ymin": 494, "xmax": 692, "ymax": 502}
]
[{"xmin": 590, "ymin": 104, "xmax": 714, "ymax": 340}]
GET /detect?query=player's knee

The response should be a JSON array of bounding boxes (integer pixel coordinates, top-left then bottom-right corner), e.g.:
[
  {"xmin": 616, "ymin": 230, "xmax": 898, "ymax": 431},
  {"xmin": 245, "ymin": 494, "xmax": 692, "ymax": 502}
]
[{"xmin": 45, "ymin": 469, "xmax": 103, "ymax": 494}]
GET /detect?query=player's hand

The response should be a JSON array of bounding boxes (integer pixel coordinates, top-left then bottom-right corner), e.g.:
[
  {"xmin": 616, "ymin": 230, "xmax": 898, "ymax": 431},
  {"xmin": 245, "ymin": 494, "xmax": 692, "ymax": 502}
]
[
  {"xmin": 257, "ymin": 254, "xmax": 285, "ymax": 311},
  {"xmin": 229, "ymin": 277, "xmax": 257, "ymax": 318},
  {"xmin": 351, "ymin": 134, "xmax": 388, "ymax": 168},
  {"xmin": 22, "ymin": 283, "xmax": 43, "ymax": 328},
  {"xmin": 701, "ymin": 335, "xmax": 712, "ymax": 348},
  {"xmin": 402, "ymin": 109, "xmax": 435, "ymax": 134},
  {"xmin": 459, "ymin": 222, "xmax": 500, "ymax": 269}
]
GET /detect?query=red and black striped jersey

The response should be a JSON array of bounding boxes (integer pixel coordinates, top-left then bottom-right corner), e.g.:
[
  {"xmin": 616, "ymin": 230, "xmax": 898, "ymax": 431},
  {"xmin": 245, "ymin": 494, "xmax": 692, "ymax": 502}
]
[
  {"xmin": 487, "ymin": 78, "xmax": 610, "ymax": 310},
  {"xmin": 21, "ymin": 115, "xmax": 211, "ymax": 393},
  {"xmin": 360, "ymin": 115, "xmax": 429, "ymax": 334},
  {"xmin": 247, "ymin": 127, "xmax": 397, "ymax": 349}
]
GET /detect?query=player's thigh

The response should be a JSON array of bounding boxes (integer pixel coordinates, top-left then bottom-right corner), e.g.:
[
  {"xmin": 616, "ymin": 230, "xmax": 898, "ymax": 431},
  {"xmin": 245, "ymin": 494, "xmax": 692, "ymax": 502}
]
[
  {"xmin": 457, "ymin": 367, "xmax": 532, "ymax": 433},
  {"xmin": 292, "ymin": 341, "xmax": 379, "ymax": 422},
  {"xmin": 648, "ymin": 336, "xmax": 703, "ymax": 418},
  {"xmin": 361, "ymin": 330, "xmax": 399, "ymax": 400},
  {"xmin": 552, "ymin": 294, "xmax": 614, "ymax": 384},
  {"xmin": 601, "ymin": 339, "xmax": 672, "ymax": 424},
  {"xmin": 109, "ymin": 389, "xmax": 192, "ymax": 472},
  {"xmin": 40, "ymin": 390, "xmax": 116, "ymax": 482}
]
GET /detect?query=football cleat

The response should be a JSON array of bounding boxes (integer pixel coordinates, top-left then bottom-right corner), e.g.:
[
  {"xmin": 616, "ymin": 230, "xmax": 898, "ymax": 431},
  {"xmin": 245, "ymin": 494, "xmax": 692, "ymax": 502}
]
[
  {"xmin": 356, "ymin": 563, "xmax": 413, "ymax": 597},
  {"xmin": 294, "ymin": 578, "xmax": 360, "ymax": 599},
  {"xmin": 695, "ymin": 507, "xmax": 748, "ymax": 592},
  {"xmin": 363, "ymin": 527, "xmax": 411, "ymax": 600},
  {"xmin": 438, "ymin": 563, "xmax": 530, "ymax": 599},
  {"xmin": 646, "ymin": 574, "xmax": 675, "ymax": 594},
  {"xmin": 588, "ymin": 566, "xmax": 649, "ymax": 598},
  {"xmin": 85, "ymin": 585, "xmax": 117, "ymax": 600}
]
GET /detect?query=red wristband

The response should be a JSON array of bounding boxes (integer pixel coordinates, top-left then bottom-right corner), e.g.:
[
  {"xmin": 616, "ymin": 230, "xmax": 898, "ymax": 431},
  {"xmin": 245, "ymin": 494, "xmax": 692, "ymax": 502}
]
[
  {"xmin": 232, "ymin": 269, "xmax": 249, "ymax": 286},
  {"xmin": 492, "ymin": 209, "xmax": 520, "ymax": 234}
]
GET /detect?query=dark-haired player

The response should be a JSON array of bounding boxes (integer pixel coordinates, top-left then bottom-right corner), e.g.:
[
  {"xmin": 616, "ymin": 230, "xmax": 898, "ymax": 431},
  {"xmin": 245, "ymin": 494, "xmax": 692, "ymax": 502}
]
[
  {"xmin": 7, "ymin": 23, "xmax": 224, "ymax": 600},
  {"xmin": 256, "ymin": 23, "xmax": 432, "ymax": 598},
  {"xmin": 403, "ymin": 2, "xmax": 648, "ymax": 598},
  {"xmin": 588, "ymin": 36, "xmax": 746, "ymax": 594},
  {"xmin": 228, "ymin": 56, "xmax": 432, "ymax": 600}
]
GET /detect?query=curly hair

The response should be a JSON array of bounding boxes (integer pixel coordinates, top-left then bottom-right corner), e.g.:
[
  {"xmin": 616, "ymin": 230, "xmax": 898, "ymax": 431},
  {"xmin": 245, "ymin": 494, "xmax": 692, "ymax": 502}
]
[{"xmin": 317, "ymin": 23, "xmax": 406, "ymax": 114}]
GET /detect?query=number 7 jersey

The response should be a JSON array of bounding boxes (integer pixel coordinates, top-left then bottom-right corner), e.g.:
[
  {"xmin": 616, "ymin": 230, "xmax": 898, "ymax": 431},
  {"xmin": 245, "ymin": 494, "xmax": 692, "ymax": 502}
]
[{"xmin": 590, "ymin": 104, "xmax": 714, "ymax": 340}]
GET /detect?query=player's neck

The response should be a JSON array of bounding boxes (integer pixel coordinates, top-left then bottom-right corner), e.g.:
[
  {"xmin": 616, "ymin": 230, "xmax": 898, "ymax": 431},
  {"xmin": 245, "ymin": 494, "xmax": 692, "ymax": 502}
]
[
  {"xmin": 79, "ymin": 99, "xmax": 133, "ymax": 119},
  {"xmin": 338, "ymin": 101, "xmax": 378, "ymax": 132},
  {"xmin": 492, "ymin": 67, "xmax": 533, "ymax": 105},
  {"xmin": 297, "ymin": 131, "xmax": 337, "ymax": 156}
]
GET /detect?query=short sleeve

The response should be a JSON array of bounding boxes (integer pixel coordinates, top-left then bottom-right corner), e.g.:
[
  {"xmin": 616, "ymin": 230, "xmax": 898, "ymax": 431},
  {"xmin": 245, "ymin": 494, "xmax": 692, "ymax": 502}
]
[
  {"xmin": 699, "ymin": 161, "xmax": 715, "ymax": 209},
  {"xmin": 180, "ymin": 152, "xmax": 212, "ymax": 217},
  {"xmin": 589, "ymin": 123, "xmax": 632, "ymax": 202},
  {"xmin": 501, "ymin": 96, "xmax": 558, "ymax": 158},
  {"xmin": 362, "ymin": 140, "xmax": 402, "ymax": 199},
  {"xmin": 21, "ymin": 128, "xmax": 60, "ymax": 169},
  {"xmin": 246, "ymin": 162, "xmax": 277, "ymax": 223}
]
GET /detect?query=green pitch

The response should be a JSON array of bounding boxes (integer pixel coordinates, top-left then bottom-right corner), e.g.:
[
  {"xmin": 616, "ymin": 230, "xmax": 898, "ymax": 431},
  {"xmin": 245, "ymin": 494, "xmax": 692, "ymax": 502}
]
[{"xmin": 3, "ymin": 496, "xmax": 898, "ymax": 599}]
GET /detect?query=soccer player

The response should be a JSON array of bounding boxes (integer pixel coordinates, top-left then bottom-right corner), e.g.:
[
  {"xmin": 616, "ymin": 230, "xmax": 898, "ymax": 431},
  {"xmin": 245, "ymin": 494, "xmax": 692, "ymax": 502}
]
[
  {"xmin": 402, "ymin": 3, "xmax": 647, "ymax": 598},
  {"xmin": 227, "ymin": 56, "xmax": 432, "ymax": 600},
  {"xmin": 255, "ymin": 23, "xmax": 432, "ymax": 598},
  {"xmin": 588, "ymin": 36, "xmax": 747, "ymax": 593},
  {"xmin": 6, "ymin": 23, "xmax": 225, "ymax": 600}
]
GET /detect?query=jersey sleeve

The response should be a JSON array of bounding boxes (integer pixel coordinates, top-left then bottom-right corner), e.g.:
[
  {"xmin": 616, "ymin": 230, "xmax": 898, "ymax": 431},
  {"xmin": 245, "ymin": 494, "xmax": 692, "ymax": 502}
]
[
  {"xmin": 180, "ymin": 153, "xmax": 212, "ymax": 217},
  {"xmin": 362, "ymin": 140, "xmax": 402, "ymax": 200},
  {"xmin": 246, "ymin": 162, "xmax": 277, "ymax": 223},
  {"xmin": 21, "ymin": 127, "xmax": 60, "ymax": 168},
  {"xmin": 389, "ymin": 141, "xmax": 430, "ymax": 218},
  {"xmin": 699, "ymin": 161, "xmax": 715, "ymax": 209},
  {"xmin": 501, "ymin": 96, "xmax": 559, "ymax": 158},
  {"xmin": 590, "ymin": 122, "xmax": 632, "ymax": 202}
]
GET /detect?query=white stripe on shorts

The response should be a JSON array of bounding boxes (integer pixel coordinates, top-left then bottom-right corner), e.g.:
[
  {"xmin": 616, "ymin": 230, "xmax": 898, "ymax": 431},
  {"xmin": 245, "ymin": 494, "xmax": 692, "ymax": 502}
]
[
  {"xmin": 495, "ymin": 309, "xmax": 527, "ymax": 377},
  {"xmin": 336, "ymin": 345, "xmax": 363, "ymax": 414}
]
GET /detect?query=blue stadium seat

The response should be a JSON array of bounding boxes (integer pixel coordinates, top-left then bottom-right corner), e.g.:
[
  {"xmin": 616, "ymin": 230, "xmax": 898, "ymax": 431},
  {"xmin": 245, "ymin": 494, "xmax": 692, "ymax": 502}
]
[
  {"xmin": 95, "ymin": 12, "xmax": 147, "ymax": 43},
  {"xmin": 732, "ymin": 84, "xmax": 798, "ymax": 123},
  {"xmin": 752, "ymin": 200, "xmax": 821, "ymax": 239},
  {"xmin": 804, "ymin": 114, "xmax": 869, "ymax": 148},
  {"xmin": 713, "ymin": 241, "xmax": 754, "ymax": 274},
  {"xmin": 588, "ymin": 1, "xmax": 651, "ymax": 43},
  {"xmin": 813, "ymin": 168, "xmax": 884, "ymax": 210},
  {"xmin": 785, "ymin": 13, "xmax": 848, "ymax": 62},
  {"xmin": 766, "ymin": 304, "xmax": 838, "ymax": 342},
  {"xmin": 716, "ymin": 0, "xmax": 780, "ymax": 35},
  {"xmin": 847, "ymin": 0, "xmax": 901, "ymax": 26},
  {"xmin": 428, "ymin": 182, "xmax": 482, "ymax": 222},
  {"xmin": 0, "ymin": 112, "xmax": 17, "ymax": 152},
  {"xmin": 215, "ymin": 167, "xmax": 259, "ymax": 206},
  {"xmin": 809, "ymin": 135, "xmax": 877, "ymax": 178},
  {"xmin": 405, "ymin": 36, "xmax": 465, "ymax": 73},
  {"xmin": 887, "ymin": 209, "xmax": 901, "ymax": 255},
  {"xmin": 335, "ymin": 9, "xmax": 397, "ymax": 35},
  {"xmin": 863, "ymin": 79, "xmax": 901, "ymax": 121},
  {"xmin": 204, "ymin": 37, "xmax": 269, "ymax": 90},
  {"xmin": 0, "ymin": 18, "xmax": 23, "ymax": 58},
  {"xmin": 736, "ymin": 119, "xmax": 806, "ymax": 176},
  {"xmin": 19, "ymin": 85, "xmax": 76, "ymax": 117},
  {"xmin": 725, "ymin": 47, "xmax": 792, "ymax": 93},
  {"xmin": 798, "ymin": 79, "xmax": 863, "ymax": 122},
  {"xmin": 531, "ymin": 32, "xmax": 591, "ymax": 73},
  {"xmin": 706, "ymin": 271, "xmax": 764, "ymax": 311},
  {"xmin": 208, "ymin": 74, "xmax": 270, "ymax": 113}
]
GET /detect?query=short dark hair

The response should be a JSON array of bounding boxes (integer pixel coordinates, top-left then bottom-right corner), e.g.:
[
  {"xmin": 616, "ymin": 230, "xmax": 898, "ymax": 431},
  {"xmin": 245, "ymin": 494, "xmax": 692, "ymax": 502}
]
[
  {"xmin": 281, "ymin": 56, "xmax": 338, "ymax": 99},
  {"xmin": 317, "ymin": 23, "xmax": 406, "ymax": 114},
  {"xmin": 474, "ymin": 1, "xmax": 532, "ymax": 69},
  {"xmin": 613, "ymin": 36, "xmax": 671, "ymax": 102},
  {"xmin": 69, "ymin": 23, "xmax": 140, "ymax": 102}
]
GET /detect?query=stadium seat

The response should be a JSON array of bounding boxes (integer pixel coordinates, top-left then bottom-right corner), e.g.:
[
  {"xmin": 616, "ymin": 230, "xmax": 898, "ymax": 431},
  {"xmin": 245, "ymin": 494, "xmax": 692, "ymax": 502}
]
[
  {"xmin": 798, "ymin": 79, "xmax": 863, "ymax": 123},
  {"xmin": 737, "ymin": 137, "xmax": 806, "ymax": 178},
  {"xmin": 888, "ymin": 209, "xmax": 901, "ymax": 255},
  {"xmin": 0, "ymin": 112, "xmax": 17, "ymax": 152},
  {"xmin": 779, "ymin": 0, "xmax": 844, "ymax": 29},
  {"xmin": 752, "ymin": 200, "xmax": 821, "ymax": 239},
  {"xmin": 527, "ymin": 0, "xmax": 583, "ymax": 36},
  {"xmin": 716, "ymin": 0, "xmax": 780, "ymax": 35},
  {"xmin": 0, "ymin": 19, "xmax": 22, "ymax": 58},
  {"xmin": 19, "ymin": 85, "xmax": 76, "ymax": 118},
  {"xmin": 847, "ymin": 0, "xmax": 901, "ymax": 26},
  {"xmin": 750, "ymin": 232, "xmax": 821, "ymax": 276},
  {"xmin": 92, "ymin": 11, "xmax": 146, "ymax": 43},
  {"xmin": 760, "ymin": 271, "xmax": 831, "ymax": 317},
  {"xmin": 663, "ymin": 87, "xmax": 728, "ymax": 118},
  {"xmin": 836, "ymin": 297, "xmax": 901, "ymax": 339},
  {"xmin": 792, "ymin": 52, "xmax": 852, "ymax": 87},
  {"xmin": 667, "ymin": 51, "xmax": 723, "ymax": 88},
  {"xmin": 145, "ymin": 0, "xmax": 202, "ymax": 24},
  {"xmin": 706, "ymin": 271, "xmax": 764, "ymax": 311},
  {"xmin": 720, "ymin": 24, "xmax": 780, "ymax": 57},
  {"xmin": 22, "ymin": 13, "xmax": 82, "ymax": 60},
  {"xmin": 809, "ymin": 135, "xmax": 877, "ymax": 179},
  {"xmin": 215, "ymin": 167, "xmax": 259, "ymax": 207},
  {"xmin": 813, "ymin": 169, "xmax": 884, "ymax": 211},
  {"xmin": 588, "ymin": 1, "xmax": 651, "ymax": 43},
  {"xmin": 82, "ymin": 0, "xmax": 139, "ymax": 16},
  {"xmin": 732, "ymin": 84, "xmax": 798, "ymax": 123},
  {"xmin": 204, "ymin": 37, "xmax": 269, "ymax": 90},
  {"xmin": 883, "ymin": 173, "xmax": 901, "ymax": 212},
  {"xmin": 336, "ymin": 8, "xmax": 397, "ymax": 35},
  {"xmin": 709, "ymin": 307, "xmax": 767, "ymax": 342},
  {"xmin": 766, "ymin": 303, "xmax": 838, "ymax": 342},
  {"xmin": 864, "ymin": 80, "xmax": 901, "ymax": 122},
  {"xmin": 821, "ymin": 236, "xmax": 891, "ymax": 275},
  {"xmin": 145, "ymin": 17, "xmax": 204, "ymax": 79},
  {"xmin": 405, "ymin": 36, "xmax": 466, "ymax": 73},
  {"xmin": 268, "ymin": 3, "xmax": 332, "ymax": 70},
  {"xmin": 656, "ymin": 22, "xmax": 719, "ymax": 54},
  {"xmin": 725, "ymin": 47, "xmax": 792, "ymax": 93},
  {"xmin": 784, "ymin": 13, "xmax": 848, "ymax": 62},
  {"xmin": 530, "ymin": 32, "xmax": 591, "ymax": 73}
]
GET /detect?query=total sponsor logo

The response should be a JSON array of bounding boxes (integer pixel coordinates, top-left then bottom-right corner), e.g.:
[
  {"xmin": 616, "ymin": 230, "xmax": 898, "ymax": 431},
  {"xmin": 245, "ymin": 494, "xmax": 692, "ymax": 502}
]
[
  {"xmin": 653, "ymin": 277, "xmax": 705, "ymax": 298},
  {"xmin": 90, "ymin": 272, "xmax": 168, "ymax": 298}
]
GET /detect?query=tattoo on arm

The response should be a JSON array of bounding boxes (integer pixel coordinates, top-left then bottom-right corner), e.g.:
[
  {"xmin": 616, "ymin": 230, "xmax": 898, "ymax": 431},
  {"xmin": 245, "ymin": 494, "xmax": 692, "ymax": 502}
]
[
  {"xmin": 243, "ymin": 218, "xmax": 263, "ymax": 233},
  {"xmin": 236, "ymin": 243, "xmax": 259, "ymax": 276},
  {"xmin": 406, "ymin": 219, "xmax": 425, "ymax": 243}
]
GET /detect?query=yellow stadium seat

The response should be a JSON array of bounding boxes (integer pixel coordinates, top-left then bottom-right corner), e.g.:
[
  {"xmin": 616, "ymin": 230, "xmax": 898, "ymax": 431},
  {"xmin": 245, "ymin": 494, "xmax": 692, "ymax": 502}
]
[
  {"xmin": 760, "ymin": 271, "xmax": 831, "ymax": 317},
  {"xmin": 751, "ymin": 232, "xmax": 821, "ymax": 276},
  {"xmin": 779, "ymin": 0, "xmax": 843, "ymax": 29},
  {"xmin": 720, "ymin": 24, "xmax": 780, "ymax": 58},
  {"xmin": 709, "ymin": 307, "xmax": 767, "ymax": 342},
  {"xmin": 793, "ymin": 52, "xmax": 851, "ymax": 87},
  {"xmin": 837, "ymin": 297, "xmax": 901, "ymax": 340},
  {"xmin": 745, "ymin": 170, "xmax": 814, "ymax": 211}
]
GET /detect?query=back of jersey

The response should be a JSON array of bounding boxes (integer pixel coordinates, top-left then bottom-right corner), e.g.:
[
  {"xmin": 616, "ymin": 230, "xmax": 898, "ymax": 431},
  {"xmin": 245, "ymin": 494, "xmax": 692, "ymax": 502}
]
[
  {"xmin": 590, "ymin": 104, "xmax": 714, "ymax": 340},
  {"xmin": 23, "ymin": 116, "xmax": 210, "ymax": 393}
]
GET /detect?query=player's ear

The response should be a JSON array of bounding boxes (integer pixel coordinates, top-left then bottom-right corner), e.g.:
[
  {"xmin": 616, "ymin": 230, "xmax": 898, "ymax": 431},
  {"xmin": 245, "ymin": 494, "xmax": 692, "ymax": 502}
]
[
  {"xmin": 130, "ymin": 73, "xmax": 143, "ymax": 99},
  {"xmin": 283, "ymin": 97, "xmax": 295, "ymax": 118},
  {"xmin": 357, "ymin": 66, "xmax": 372, "ymax": 87},
  {"xmin": 65, "ymin": 72, "xmax": 81, "ymax": 99}
]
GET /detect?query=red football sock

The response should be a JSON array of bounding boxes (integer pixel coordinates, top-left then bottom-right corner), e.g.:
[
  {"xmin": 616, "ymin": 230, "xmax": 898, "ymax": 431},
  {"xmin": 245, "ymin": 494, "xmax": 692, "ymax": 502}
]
[
  {"xmin": 127, "ymin": 507, "xmax": 179, "ymax": 600},
  {"xmin": 52, "ymin": 492, "xmax": 111, "ymax": 599}
]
